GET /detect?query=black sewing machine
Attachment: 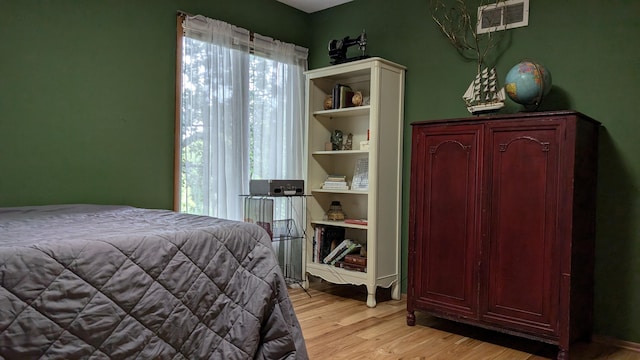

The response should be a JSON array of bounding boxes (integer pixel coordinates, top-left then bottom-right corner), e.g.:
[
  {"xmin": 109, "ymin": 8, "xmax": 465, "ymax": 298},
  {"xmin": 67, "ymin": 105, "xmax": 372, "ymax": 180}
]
[{"xmin": 328, "ymin": 29, "xmax": 369, "ymax": 65}]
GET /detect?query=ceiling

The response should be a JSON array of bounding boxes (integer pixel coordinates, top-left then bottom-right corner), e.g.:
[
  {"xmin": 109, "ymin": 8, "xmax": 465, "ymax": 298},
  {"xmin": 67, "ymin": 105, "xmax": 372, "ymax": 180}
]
[{"xmin": 276, "ymin": 0, "xmax": 353, "ymax": 13}]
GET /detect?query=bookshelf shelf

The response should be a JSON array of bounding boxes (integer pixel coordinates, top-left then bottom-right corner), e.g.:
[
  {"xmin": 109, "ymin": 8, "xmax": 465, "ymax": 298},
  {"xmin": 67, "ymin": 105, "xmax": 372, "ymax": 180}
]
[
  {"xmin": 312, "ymin": 150, "xmax": 369, "ymax": 155},
  {"xmin": 313, "ymin": 105, "xmax": 370, "ymax": 118},
  {"xmin": 310, "ymin": 219, "xmax": 368, "ymax": 230},
  {"xmin": 306, "ymin": 262, "xmax": 368, "ymax": 283},
  {"xmin": 311, "ymin": 189, "xmax": 368, "ymax": 195},
  {"xmin": 303, "ymin": 57, "xmax": 405, "ymax": 307}
]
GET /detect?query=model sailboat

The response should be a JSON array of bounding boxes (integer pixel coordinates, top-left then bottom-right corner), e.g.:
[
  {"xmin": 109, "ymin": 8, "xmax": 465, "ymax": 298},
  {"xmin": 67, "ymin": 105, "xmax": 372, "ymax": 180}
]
[{"xmin": 463, "ymin": 67, "xmax": 505, "ymax": 114}]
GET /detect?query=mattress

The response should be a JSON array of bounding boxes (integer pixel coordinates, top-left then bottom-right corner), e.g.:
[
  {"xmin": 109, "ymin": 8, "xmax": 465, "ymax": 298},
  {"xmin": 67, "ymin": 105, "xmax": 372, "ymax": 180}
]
[{"xmin": 0, "ymin": 204, "xmax": 308, "ymax": 359}]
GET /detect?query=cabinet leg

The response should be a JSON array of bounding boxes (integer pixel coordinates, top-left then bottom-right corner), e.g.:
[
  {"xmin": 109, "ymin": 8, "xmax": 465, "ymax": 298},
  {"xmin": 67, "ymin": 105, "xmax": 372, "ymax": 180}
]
[
  {"xmin": 407, "ymin": 311, "xmax": 416, "ymax": 326},
  {"xmin": 557, "ymin": 347, "xmax": 569, "ymax": 360},
  {"xmin": 366, "ymin": 285, "xmax": 377, "ymax": 307},
  {"xmin": 391, "ymin": 282, "xmax": 401, "ymax": 300}
]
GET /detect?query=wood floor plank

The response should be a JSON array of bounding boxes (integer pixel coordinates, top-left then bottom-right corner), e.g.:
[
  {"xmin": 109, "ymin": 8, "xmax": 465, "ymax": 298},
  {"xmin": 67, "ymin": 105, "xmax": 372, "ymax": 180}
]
[{"xmin": 290, "ymin": 282, "xmax": 640, "ymax": 360}]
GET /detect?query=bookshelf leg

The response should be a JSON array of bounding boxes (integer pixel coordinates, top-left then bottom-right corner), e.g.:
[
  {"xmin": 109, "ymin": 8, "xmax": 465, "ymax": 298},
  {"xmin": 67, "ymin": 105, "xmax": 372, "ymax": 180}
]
[
  {"xmin": 302, "ymin": 274, "xmax": 309, "ymax": 290},
  {"xmin": 391, "ymin": 282, "xmax": 401, "ymax": 300},
  {"xmin": 366, "ymin": 285, "xmax": 377, "ymax": 308}
]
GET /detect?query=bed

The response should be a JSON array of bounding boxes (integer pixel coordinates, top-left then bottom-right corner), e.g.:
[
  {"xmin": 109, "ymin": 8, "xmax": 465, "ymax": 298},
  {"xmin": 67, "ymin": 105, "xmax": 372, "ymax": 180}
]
[{"xmin": 0, "ymin": 204, "xmax": 308, "ymax": 359}]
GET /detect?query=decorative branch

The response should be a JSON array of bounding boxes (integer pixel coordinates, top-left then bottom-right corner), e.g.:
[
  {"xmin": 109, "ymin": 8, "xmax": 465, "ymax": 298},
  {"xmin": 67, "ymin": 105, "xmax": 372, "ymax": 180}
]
[{"xmin": 430, "ymin": 0, "xmax": 503, "ymax": 74}]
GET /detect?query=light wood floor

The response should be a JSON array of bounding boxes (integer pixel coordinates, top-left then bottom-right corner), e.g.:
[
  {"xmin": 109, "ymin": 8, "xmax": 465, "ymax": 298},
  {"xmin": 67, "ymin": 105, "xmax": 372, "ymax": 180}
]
[{"xmin": 288, "ymin": 281, "xmax": 640, "ymax": 360}]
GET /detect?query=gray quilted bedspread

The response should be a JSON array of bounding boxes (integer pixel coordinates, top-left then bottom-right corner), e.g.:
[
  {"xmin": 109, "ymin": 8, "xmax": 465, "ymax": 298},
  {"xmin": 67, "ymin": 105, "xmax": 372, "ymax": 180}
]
[{"xmin": 0, "ymin": 205, "xmax": 308, "ymax": 360}]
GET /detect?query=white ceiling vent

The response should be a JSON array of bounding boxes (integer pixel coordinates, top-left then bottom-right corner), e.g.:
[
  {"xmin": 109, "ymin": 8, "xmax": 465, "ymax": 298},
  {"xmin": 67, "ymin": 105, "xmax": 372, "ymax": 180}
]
[{"xmin": 477, "ymin": 0, "xmax": 529, "ymax": 34}]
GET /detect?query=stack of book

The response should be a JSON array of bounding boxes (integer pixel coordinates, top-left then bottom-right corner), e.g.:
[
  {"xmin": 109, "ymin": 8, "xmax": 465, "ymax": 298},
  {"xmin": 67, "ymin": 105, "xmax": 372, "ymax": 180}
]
[
  {"xmin": 322, "ymin": 175, "xmax": 348, "ymax": 190},
  {"xmin": 331, "ymin": 84, "xmax": 355, "ymax": 109},
  {"xmin": 322, "ymin": 239, "xmax": 362, "ymax": 266},
  {"xmin": 336, "ymin": 254, "xmax": 367, "ymax": 272},
  {"xmin": 312, "ymin": 225, "xmax": 346, "ymax": 263}
]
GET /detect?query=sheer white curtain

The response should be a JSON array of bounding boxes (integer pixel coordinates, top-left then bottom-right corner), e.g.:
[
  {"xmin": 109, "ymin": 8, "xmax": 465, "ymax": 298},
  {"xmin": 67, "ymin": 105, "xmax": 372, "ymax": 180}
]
[
  {"xmin": 180, "ymin": 15, "xmax": 250, "ymax": 219},
  {"xmin": 250, "ymin": 34, "xmax": 307, "ymax": 192},
  {"xmin": 179, "ymin": 15, "xmax": 308, "ymax": 220}
]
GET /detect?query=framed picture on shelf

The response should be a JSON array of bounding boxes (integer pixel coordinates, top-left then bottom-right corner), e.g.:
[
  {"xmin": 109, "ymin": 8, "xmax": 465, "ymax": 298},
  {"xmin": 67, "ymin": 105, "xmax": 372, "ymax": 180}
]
[{"xmin": 351, "ymin": 158, "xmax": 369, "ymax": 191}]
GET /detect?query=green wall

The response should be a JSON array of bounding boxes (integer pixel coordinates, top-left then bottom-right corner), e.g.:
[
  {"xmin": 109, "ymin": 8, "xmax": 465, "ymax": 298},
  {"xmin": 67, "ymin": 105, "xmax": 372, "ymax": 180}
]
[
  {"xmin": 1, "ymin": 0, "xmax": 639, "ymax": 346},
  {"xmin": 308, "ymin": 0, "xmax": 640, "ymax": 344},
  {"xmin": 0, "ymin": 0, "xmax": 308, "ymax": 208}
]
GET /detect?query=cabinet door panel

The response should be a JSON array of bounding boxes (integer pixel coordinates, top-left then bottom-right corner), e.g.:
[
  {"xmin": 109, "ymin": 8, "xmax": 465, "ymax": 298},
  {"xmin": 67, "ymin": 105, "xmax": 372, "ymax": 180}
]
[
  {"xmin": 482, "ymin": 122, "xmax": 562, "ymax": 335},
  {"xmin": 410, "ymin": 125, "xmax": 481, "ymax": 318}
]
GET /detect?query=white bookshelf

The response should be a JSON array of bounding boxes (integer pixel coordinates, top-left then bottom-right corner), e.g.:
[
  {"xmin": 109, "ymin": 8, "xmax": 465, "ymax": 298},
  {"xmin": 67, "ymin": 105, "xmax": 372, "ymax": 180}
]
[{"xmin": 303, "ymin": 57, "xmax": 405, "ymax": 307}]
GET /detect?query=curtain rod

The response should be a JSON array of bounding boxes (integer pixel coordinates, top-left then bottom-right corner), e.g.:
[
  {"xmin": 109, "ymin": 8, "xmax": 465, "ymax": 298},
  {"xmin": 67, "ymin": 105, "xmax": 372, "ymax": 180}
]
[
  {"xmin": 176, "ymin": 10, "xmax": 309, "ymax": 56},
  {"xmin": 176, "ymin": 10, "xmax": 257, "ymax": 40}
]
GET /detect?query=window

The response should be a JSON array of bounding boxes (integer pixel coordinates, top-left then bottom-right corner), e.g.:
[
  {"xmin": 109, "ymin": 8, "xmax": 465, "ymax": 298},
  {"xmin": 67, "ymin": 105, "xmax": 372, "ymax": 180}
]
[{"xmin": 176, "ymin": 14, "xmax": 308, "ymax": 220}]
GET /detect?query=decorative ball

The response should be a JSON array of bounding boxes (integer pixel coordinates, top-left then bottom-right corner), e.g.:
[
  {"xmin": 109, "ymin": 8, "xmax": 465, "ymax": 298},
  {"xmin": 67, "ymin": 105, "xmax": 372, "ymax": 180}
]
[
  {"xmin": 323, "ymin": 95, "xmax": 333, "ymax": 110},
  {"xmin": 352, "ymin": 91, "xmax": 363, "ymax": 106},
  {"xmin": 504, "ymin": 61, "xmax": 552, "ymax": 109}
]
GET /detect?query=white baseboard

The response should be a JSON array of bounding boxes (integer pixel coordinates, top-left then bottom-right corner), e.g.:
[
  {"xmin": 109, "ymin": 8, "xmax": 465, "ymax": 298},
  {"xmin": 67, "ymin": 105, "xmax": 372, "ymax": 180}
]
[{"xmin": 593, "ymin": 334, "xmax": 640, "ymax": 353}]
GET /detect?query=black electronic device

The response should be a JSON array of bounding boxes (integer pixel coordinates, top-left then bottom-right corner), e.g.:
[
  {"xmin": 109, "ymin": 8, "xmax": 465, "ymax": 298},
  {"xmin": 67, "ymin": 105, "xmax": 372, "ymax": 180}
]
[
  {"xmin": 249, "ymin": 179, "xmax": 304, "ymax": 196},
  {"xmin": 328, "ymin": 29, "xmax": 369, "ymax": 65}
]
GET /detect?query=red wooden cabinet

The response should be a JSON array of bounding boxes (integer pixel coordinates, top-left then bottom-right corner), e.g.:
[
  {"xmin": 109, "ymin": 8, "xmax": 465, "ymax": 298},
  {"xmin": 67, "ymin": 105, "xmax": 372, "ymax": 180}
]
[{"xmin": 407, "ymin": 111, "xmax": 600, "ymax": 360}]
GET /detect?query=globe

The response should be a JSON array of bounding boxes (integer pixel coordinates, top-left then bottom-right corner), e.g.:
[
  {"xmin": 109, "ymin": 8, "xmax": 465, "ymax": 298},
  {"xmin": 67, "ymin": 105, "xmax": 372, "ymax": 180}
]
[{"xmin": 504, "ymin": 61, "xmax": 552, "ymax": 109}]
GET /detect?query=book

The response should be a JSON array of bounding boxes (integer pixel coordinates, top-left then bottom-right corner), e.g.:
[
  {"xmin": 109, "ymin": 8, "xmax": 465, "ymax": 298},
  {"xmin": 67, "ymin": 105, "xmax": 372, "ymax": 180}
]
[
  {"xmin": 344, "ymin": 219, "xmax": 368, "ymax": 226},
  {"xmin": 332, "ymin": 84, "xmax": 344, "ymax": 109},
  {"xmin": 313, "ymin": 226, "xmax": 322, "ymax": 262},
  {"xmin": 317, "ymin": 225, "xmax": 345, "ymax": 263},
  {"xmin": 323, "ymin": 239, "xmax": 354, "ymax": 264},
  {"xmin": 323, "ymin": 187, "xmax": 349, "ymax": 191},
  {"xmin": 323, "ymin": 181, "xmax": 348, "ymax": 186},
  {"xmin": 326, "ymin": 174, "xmax": 346, "ymax": 182},
  {"xmin": 316, "ymin": 226, "xmax": 325, "ymax": 262},
  {"xmin": 336, "ymin": 261, "xmax": 367, "ymax": 272},
  {"xmin": 323, "ymin": 175, "xmax": 348, "ymax": 189},
  {"xmin": 344, "ymin": 254, "xmax": 367, "ymax": 266},
  {"xmin": 329, "ymin": 243, "xmax": 362, "ymax": 265},
  {"xmin": 331, "ymin": 84, "xmax": 353, "ymax": 109},
  {"xmin": 332, "ymin": 84, "xmax": 339, "ymax": 109},
  {"xmin": 322, "ymin": 180, "xmax": 349, "ymax": 190},
  {"xmin": 339, "ymin": 85, "xmax": 354, "ymax": 108}
]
